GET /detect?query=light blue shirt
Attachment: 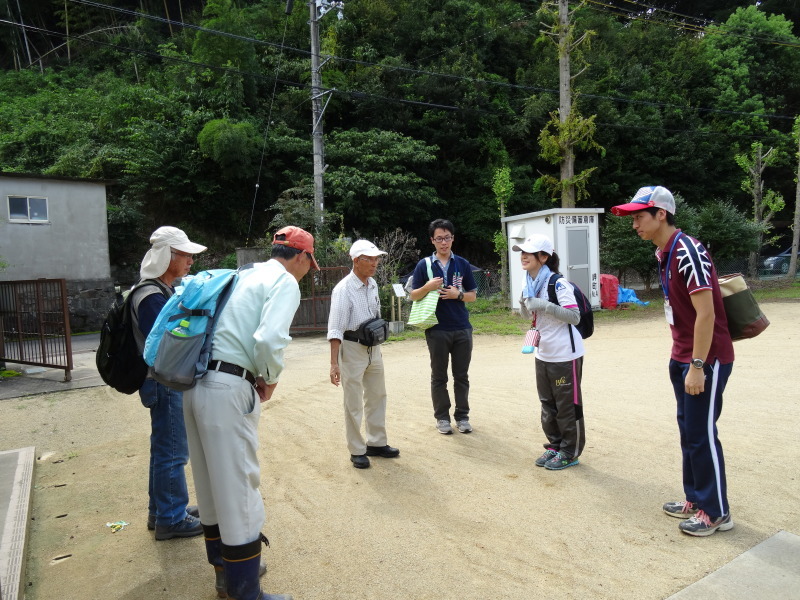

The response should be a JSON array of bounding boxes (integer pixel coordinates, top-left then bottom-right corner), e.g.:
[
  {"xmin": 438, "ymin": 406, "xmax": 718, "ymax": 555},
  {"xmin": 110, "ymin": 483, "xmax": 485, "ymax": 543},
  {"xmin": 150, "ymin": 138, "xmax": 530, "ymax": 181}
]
[{"xmin": 211, "ymin": 259, "xmax": 301, "ymax": 384}]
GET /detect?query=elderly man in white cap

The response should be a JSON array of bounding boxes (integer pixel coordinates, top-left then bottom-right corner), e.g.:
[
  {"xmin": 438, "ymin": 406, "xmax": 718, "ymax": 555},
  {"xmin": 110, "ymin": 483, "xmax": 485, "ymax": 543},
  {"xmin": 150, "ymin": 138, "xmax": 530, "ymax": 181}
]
[
  {"xmin": 131, "ymin": 226, "xmax": 207, "ymax": 540},
  {"xmin": 328, "ymin": 239, "xmax": 400, "ymax": 469}
]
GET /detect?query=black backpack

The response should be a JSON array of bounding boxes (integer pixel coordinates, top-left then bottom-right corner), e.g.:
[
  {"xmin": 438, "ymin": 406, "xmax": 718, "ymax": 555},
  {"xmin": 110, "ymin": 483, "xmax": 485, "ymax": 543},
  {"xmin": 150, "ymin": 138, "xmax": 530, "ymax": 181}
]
[
  {"xmin": 96, "ymin": 279, "xmax": 169, "ymax": 394},
  {"xmin": 548, "ymin": 273, "xmax": 594, "ymax": 351}
]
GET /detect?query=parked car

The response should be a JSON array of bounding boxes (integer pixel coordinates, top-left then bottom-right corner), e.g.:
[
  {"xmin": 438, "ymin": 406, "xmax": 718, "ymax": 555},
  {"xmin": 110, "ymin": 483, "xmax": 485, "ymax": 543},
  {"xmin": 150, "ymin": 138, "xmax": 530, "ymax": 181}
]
[{"xmin": 762, "ymin": 247, "xmax": 793, "ymax": 274}]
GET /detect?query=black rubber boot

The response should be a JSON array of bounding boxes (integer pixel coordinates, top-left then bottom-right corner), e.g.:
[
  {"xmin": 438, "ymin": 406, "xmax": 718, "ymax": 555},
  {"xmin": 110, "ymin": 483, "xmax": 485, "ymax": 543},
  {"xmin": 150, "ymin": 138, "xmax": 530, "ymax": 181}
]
[
  {"xmin": 207, "ymin": 524, "xmax": 268, "ymax": 598},
  {"xmin": 203, "ymin": 523, "xmax": 227, "ymax": 599},
  {"xmin": 221, "ymin": 535, "xmax": 291, "ymax": 600}
]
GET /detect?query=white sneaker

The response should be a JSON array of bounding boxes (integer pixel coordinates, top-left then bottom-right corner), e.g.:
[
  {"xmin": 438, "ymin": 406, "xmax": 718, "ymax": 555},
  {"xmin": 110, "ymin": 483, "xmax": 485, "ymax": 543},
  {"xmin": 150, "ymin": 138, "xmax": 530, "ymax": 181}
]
[
  {"xmin": 456, "ymin": 419, "xmax": 472, "ymax": 433},
  {"xmin": 436, "ymin": 419, "xmax": 453, "ymax": 434}
]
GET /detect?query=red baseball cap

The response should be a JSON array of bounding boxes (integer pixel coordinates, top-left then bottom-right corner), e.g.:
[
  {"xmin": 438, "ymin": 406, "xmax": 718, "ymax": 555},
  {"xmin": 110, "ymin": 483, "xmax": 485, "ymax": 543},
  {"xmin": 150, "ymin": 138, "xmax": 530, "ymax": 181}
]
[
  {"xmin": 611, "ymin": 186, "xmax": 675, "ymax": 216},
  {"xmin": 272, "ymin": 226, "xmax": 320, "ymax": 271}
]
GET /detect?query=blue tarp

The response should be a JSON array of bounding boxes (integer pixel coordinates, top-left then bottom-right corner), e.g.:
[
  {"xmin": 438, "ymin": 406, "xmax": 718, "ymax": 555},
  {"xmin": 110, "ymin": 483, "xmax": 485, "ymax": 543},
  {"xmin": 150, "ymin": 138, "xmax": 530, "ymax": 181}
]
[{"xmin": 618, "ymin": 287, "xmax": 649, "ymax": 306}]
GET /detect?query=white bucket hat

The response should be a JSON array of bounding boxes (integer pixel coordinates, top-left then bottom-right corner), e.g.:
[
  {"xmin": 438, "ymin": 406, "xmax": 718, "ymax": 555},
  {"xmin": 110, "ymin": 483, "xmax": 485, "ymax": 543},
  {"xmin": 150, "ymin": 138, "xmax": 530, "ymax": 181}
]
[{"xmin": 139, "ymin": 226, "xmax": 207, "ymax": 279}]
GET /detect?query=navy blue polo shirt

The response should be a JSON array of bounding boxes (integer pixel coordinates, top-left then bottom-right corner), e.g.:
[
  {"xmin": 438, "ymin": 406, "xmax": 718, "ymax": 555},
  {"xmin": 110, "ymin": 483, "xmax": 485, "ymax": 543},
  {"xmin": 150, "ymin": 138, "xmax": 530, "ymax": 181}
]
[{"xmin": 412, "ymin": 252, "xmax": 477, "ymax": 331}]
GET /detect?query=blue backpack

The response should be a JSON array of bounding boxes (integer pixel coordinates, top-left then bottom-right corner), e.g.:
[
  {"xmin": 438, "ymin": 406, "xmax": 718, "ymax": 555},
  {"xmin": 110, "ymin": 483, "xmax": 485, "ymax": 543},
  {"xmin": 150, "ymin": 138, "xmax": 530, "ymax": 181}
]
[{"xmin": 143, "ymin": 265, "xmax": 252, "ymax": 391}]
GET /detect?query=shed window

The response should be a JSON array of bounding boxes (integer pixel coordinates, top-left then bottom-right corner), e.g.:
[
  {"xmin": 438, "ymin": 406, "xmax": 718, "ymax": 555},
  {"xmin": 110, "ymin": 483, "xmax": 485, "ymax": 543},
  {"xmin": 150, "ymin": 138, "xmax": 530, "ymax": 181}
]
[{"xmin": 8, "ymin": 196, "xmax": 49, "ymax": 223}]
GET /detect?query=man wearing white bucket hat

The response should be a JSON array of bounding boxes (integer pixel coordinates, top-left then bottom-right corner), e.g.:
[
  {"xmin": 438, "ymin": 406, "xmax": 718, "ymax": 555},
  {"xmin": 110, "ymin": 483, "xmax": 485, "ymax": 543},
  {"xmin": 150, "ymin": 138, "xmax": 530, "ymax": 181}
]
[{"xmin": 131, "ymin": 226, "xmax": 207, "ymax": 540}]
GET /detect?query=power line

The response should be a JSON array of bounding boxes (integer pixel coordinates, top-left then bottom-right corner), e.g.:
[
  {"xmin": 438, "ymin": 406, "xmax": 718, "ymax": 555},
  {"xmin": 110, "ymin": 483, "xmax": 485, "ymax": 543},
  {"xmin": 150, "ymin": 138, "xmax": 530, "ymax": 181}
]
[
  {"xmin": 3, "ymin": 18, "xmax": 787, "ymax": 144},
  {"xmin": 3, "ymin": 7, "xmax": 797, "ymax": 128},
  {"xmin": 605, "ymin": 0, "xmax": 713, "ymax": 27},
  {"xmin": 586, "ymin": 0, "xmax": 800, "ymax": 49},
  {"xmin": 0, "ymin": 19, "xmax": 476, "ymax": 114},
  {"xmin": 69, "ymin": 0, "xmax": 309, "ymax": 55},
  {"xmin": 62, "ymin": 0, "xmax": 798, "ymax": 122}
]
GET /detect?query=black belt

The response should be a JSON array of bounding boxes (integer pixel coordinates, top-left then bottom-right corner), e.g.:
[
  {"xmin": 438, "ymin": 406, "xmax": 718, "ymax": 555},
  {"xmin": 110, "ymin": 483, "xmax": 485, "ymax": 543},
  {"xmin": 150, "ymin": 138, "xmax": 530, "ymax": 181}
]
[
  {"xmin": 343, "ymin": 330, "xmax": 359, "ymax": 343},
  {"xmin": 209, "ymin": 360, "xmax": 256, "ymax": 385}
]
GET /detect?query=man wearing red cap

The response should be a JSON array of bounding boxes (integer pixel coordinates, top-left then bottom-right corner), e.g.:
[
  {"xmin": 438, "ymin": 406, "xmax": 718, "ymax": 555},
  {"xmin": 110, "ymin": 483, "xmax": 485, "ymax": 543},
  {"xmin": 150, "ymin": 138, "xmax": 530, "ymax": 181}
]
[
  {"xmin": 183, "ymin": 226, "xmax": 317, "ymax": 600},
  {"xmin": 612, "ymin": 187, "xmax": 735, "ymax": 537}
]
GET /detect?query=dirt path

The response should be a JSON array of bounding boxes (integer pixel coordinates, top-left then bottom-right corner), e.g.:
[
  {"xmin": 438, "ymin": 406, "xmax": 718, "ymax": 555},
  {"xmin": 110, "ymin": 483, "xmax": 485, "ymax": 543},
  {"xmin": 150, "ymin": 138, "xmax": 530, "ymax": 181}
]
[{"xmin": 2, "ymin": 302, "xmax": 798, "ymax": 600}]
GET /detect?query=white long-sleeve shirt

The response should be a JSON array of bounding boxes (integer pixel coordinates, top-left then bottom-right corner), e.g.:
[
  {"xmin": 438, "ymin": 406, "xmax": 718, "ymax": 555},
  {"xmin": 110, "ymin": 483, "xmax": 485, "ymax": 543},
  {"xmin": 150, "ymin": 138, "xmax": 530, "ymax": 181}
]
[
  {"xmin": 519, "ymin": 275, "xmax": 584, "ymax": 362},
  {"xmin": 211, "ymin": 259, "xmax": 300, "ymax": 384}
]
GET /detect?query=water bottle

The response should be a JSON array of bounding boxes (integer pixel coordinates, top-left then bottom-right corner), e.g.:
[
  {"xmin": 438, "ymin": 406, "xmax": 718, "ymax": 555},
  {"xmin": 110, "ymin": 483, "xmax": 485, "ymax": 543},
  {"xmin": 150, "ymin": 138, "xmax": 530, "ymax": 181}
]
[{"xmin": 171, "ymin": 319, "xmax": 190, "ymax": 337}]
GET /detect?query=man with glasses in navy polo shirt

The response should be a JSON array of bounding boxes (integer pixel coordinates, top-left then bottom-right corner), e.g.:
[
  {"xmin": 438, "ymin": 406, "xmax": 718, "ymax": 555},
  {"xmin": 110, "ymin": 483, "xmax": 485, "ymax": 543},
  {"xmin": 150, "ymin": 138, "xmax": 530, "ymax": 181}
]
[{"xmin": 410, "ymin": 218, "xmax": 478, "ymax": 435}]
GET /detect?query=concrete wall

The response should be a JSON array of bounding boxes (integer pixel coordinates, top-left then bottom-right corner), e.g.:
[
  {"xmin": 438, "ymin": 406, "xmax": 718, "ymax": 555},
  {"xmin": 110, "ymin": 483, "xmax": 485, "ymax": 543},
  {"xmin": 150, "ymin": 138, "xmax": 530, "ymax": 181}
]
[
  {"xmin": 0, "ymin": 175, "xmax": 111, "ymax": 281},
  {"xmin": 502, "ymin": 208, "xmax": 604, "ymax": 310},
  {"xmin": 1, "ymin": 175, "xmax": 115, "ymax": 331}
]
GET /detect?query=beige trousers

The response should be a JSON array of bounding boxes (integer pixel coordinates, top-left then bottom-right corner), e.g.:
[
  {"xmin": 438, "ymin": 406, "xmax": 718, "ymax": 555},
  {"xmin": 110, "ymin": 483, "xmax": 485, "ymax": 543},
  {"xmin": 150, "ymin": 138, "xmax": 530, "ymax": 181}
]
[{"xmin": 339, "ymin": 340, "xmax": 389, "ymax": 455}]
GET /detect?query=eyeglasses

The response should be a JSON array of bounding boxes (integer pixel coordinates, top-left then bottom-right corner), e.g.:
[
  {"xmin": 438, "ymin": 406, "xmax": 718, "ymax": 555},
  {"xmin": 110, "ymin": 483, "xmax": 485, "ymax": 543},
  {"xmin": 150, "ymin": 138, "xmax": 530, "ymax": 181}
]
[
  {"xmin": 432, "ymin": 235, "xmax": 453, "ymax": 243},
  {"xmin": 358, "ymin": 255, "xmax": 382, "ymax": 264},
  {"xmin": 171, "ymin": 250, "xmax": 194, "ymax": 260}
]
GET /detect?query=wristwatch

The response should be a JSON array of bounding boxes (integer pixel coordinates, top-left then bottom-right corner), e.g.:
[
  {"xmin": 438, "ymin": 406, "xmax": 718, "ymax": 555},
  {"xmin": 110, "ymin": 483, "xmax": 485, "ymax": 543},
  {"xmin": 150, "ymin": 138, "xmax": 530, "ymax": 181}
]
[
  {"xmin": 457, "ymin": 291, "xmax": 464, "ymax": 301},
  {"xmin": 691, "ymin": 358, "xmax": 705, "ymax": 369}
]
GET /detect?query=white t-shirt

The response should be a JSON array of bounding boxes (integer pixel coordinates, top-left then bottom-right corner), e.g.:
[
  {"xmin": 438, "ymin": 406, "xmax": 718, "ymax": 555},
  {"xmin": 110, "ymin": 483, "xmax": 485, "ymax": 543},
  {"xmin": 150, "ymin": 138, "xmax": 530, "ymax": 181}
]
[{"xmin": 526, "ymin": 276, "xmax": 585, "ymax": 363}]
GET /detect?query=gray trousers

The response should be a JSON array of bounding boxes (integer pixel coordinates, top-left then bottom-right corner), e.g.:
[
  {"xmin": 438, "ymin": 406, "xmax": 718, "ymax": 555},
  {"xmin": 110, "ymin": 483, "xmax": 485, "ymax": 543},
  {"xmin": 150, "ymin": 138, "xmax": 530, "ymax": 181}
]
[
  {"xmin": 535, "ymin": 357, "xmax": 585, "ymax": 459},
  {"xmin": 183, "ymin": 370, "xmax": 264, "ymax": 547},
  {"xmin": 425, "ymin": 328, "xmax": 472, "ymax": 422}
]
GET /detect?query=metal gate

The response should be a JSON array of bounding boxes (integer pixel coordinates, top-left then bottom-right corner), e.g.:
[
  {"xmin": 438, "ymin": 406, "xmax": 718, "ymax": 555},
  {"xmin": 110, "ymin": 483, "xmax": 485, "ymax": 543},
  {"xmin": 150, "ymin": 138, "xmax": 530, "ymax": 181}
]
[
  {"xmin": 291, "ymin": 266, "xmax": 349, "ymax": 332},
  {"xmin": 0, "ymin": 279, "xmax": 73, "ymax": 381}
]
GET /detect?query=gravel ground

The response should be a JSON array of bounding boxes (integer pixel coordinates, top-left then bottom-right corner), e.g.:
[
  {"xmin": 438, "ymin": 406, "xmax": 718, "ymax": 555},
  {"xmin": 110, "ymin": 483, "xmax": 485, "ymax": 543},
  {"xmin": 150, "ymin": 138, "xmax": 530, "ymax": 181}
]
[{"xmin": 1, "ymin": 301, "xmax": 798, "ymax": 600}]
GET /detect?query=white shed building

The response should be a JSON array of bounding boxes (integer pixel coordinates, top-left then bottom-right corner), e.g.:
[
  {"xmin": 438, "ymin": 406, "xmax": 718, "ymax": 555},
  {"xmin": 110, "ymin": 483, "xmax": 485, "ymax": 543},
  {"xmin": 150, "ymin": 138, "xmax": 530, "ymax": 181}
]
[{"xmin": 502, "ymin": 208, "xmax": 604, "ymax": 310}]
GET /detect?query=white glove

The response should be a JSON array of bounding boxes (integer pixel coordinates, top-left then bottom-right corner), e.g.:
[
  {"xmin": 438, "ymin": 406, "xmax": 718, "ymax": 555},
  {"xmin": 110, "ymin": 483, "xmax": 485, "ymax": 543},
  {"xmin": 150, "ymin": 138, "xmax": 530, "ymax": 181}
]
[{"xmin": 524, "ymin": 297, "xmax": 550, "ymax": 312}]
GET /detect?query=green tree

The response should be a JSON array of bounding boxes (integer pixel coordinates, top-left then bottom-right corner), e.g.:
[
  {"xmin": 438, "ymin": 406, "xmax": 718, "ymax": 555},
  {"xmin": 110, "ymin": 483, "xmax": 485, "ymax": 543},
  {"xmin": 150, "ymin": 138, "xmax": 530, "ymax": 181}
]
[
  {"xmin": 734, "ymin": 143, "xmax": 786, "ymax": 276},
  {"xmin": 191, "ymin": 0, "xmax": 259, "ymax": 113},
  {"xmin": 693, "ymin": 199, "xmax": 761, "ymax": 262},
  {"xmin": 492, "ymin": 166, "xmax": 513, "ymax": 297},
  {"xmin": 197, "ymin": 118, "xmax": 260, "ymax": 180},
  {"xmin": 536, "ymin": 0, "xmax": 604, "ymax": 207},
  {"xmin": 324, "ymin": 129, "xmax": 441, "ymax": 238},
  {"xmin": 600, "ymin": 214, "xmax": 657, "ymax": 290}
]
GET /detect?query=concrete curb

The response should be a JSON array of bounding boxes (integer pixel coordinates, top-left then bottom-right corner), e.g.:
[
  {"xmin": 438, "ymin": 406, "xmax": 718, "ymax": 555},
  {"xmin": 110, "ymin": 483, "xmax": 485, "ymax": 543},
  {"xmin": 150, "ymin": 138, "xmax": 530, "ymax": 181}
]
[{"xmin": 0, "ymin": 447, "xmax": 35, "ymax": 600}]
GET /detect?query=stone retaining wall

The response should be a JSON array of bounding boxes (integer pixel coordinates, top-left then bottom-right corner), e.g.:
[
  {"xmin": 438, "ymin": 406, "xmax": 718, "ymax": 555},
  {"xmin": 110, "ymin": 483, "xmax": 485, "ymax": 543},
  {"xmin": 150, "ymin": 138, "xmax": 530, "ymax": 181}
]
[{"xmin": 66, "ymin": 278, "xmax": 116, "ymax": 332}]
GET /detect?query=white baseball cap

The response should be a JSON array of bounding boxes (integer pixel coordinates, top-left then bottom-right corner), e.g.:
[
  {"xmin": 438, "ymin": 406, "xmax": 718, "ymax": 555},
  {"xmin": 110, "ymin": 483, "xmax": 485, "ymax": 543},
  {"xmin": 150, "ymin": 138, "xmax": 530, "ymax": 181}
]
[
  {"xmin": 349, "ymin": 239, "xmax": 387, "ymax": 258},
  {"xmin": 612, "ymin": 186, "xmax": 676, "ymax": 215},
  {"xmin": 512, "ymin": 234, "xmax": 554, "ymax": 255}
]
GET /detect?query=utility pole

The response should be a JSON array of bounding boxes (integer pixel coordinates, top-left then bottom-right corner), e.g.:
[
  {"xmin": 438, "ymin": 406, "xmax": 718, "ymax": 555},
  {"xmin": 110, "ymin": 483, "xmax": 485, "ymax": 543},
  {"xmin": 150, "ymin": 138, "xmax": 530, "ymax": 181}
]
[
  {"xmin": 557, "ymin": 0, "xmax": 575, "ymax": 208},
  {"xmin": 308, "ymin": 1, "xmax": 343, "ymax": 228},
  {"xmin": 539, "ymin": 0, "xmax": 597, "ymax": 208}
]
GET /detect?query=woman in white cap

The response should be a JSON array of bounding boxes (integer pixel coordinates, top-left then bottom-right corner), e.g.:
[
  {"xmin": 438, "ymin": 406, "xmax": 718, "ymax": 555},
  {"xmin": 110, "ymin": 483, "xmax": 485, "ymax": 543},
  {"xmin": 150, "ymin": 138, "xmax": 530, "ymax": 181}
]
[
  {"xmin": 131, "ymin": 226, "xmax": 208, "ymax": 539},
  {"xmin": 513, "ymin": 233, "xmax": 586, "ymax": 471}
]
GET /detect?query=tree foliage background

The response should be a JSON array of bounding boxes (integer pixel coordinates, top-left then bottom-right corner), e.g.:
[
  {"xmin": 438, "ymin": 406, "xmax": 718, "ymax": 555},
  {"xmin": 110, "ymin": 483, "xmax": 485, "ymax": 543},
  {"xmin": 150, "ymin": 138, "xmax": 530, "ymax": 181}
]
[{"xmin": 2, "ymin": 0, "xmax": 800, "ymax": 273}]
